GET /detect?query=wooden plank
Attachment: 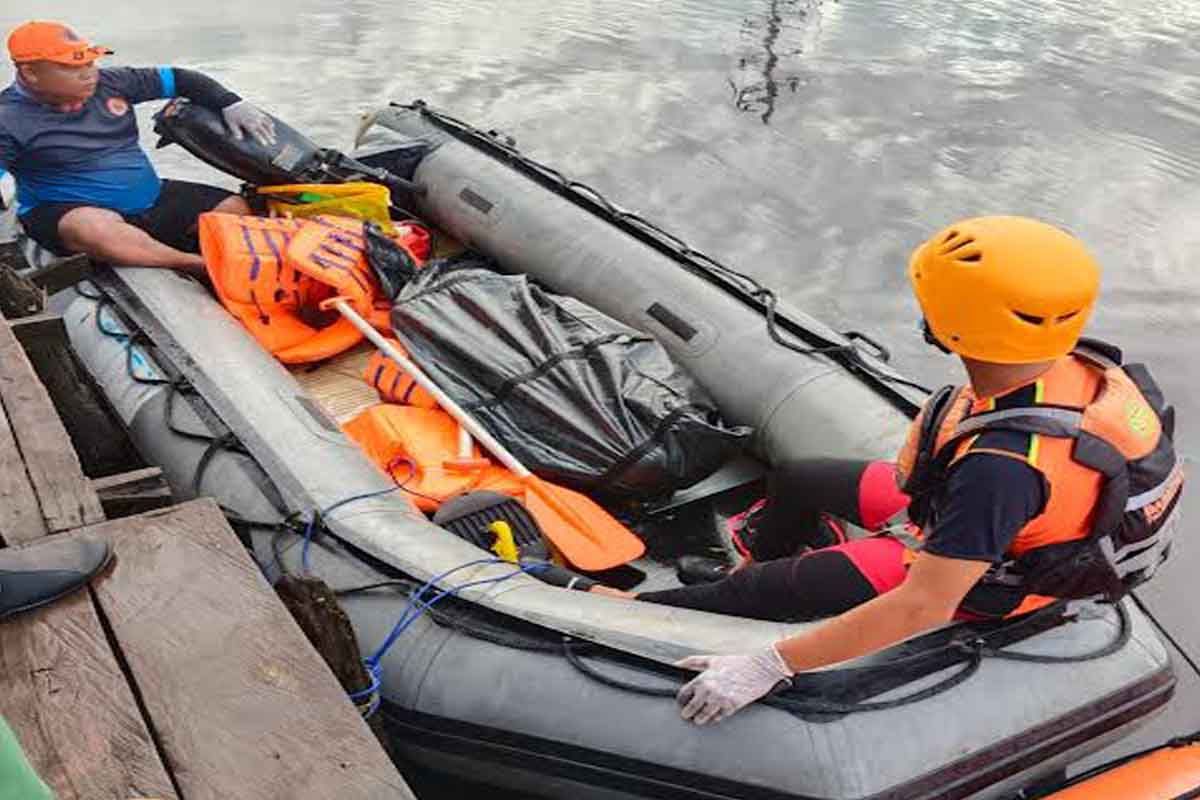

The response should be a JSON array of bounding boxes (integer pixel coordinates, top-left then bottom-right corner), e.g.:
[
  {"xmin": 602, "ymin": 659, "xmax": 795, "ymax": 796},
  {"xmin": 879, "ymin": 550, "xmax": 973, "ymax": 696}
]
[
  {"xmin": 19, "ymin": 323, "xmax": 144, "ymax": 479},
  {"xmin": 26, "ymin": 253, "xmax": 94, "ymax": 297},
  {"xmin": 0, "ymin": 245, "xmax": 43, "ymax": 319},
  {"xmin": 91, "ymin": 467, "xmax": 173, "ymax": 518},
  {"xmin": 9, "ymin": 312, "xmax": 66, "ymax": 350},
  {"xmin": 0, "ymin": 402, "xmax": 47, "ymax": 546},
  {"xmin": 0, "ymin": 588, "xmax": 178, "ymax": 800},
  {"xmin": 0, "ymin": 312, "xmax": 104, "ymax": 531},
  {"xmin": 87, "ymin": 499, "xmax": 414, "ymax": 800},
  {"xmin": 91, "ymin": 466, "xmax": 165, "ymax": 493}
]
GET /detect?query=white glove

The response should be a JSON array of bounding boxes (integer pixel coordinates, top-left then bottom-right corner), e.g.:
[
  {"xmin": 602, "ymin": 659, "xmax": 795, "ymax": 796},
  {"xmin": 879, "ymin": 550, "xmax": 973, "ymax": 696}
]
[
  {"xmin": 221, "ymin": 100, "xmax": 277, "ymax": 147},
  {"xmin": 674, "ymin": 645, "xmax": 793, "ymax": 726}
]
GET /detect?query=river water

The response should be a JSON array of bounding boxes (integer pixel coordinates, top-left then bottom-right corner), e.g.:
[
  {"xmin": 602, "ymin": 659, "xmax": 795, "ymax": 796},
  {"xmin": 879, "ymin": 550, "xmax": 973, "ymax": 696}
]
[{"xmin": 4, "ymin": 0, "xmax": 1199, "ymax": 792}]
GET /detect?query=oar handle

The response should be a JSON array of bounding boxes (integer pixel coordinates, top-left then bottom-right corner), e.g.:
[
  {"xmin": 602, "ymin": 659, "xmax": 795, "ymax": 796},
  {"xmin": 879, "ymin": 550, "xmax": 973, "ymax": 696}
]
[{"xmin": 326, "ymin": 298, "xmax": 533, "ymax": 479}]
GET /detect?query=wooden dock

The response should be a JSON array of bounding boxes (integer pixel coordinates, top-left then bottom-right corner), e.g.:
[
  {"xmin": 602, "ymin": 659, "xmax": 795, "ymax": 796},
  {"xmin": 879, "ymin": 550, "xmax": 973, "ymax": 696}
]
[{"xmin": 0, "ymin": 307, "xmax": 414, "ymax": 799}]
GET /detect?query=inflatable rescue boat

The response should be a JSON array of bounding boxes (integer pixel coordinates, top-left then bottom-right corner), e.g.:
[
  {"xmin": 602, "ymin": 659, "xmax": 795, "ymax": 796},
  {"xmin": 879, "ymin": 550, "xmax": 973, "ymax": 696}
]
[{"xmin": 57, "ymin": 101, "xmax": 1175, "ymax": 800}]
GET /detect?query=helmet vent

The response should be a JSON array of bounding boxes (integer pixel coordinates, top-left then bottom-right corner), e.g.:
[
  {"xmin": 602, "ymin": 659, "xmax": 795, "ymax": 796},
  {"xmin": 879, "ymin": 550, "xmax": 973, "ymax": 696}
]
[
  {"xmin": 1013, "ymin": 310, "xmax": 1045, "ymax": 325},
  {"xmin": 1055, "ymin": 310, "xmax": 1081, "ymax": 323},
  {"xmin": 938, "ymin": 233, "xmax": 981, "ymax": 262}
]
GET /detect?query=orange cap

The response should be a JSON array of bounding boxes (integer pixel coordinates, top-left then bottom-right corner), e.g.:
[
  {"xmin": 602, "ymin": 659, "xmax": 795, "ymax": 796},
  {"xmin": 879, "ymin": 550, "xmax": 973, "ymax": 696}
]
[{"xmin": 7, "ymin": 21, "xmax": 113, "ymax": 65}]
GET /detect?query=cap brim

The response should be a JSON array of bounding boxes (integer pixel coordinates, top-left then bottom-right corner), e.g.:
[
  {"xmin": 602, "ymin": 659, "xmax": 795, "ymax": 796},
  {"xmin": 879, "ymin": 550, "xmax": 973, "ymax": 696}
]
[{"xmin": 42, "ymin": 45, "xmax": 113, "ymax": 65}]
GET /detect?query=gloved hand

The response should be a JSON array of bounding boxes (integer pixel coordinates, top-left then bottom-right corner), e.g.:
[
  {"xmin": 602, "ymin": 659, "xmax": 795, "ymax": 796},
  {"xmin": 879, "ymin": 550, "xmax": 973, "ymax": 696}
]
[
  {"xmin": 221, "ymin": 100, "xmax": 277, "ymax": 147},
  {"xmin": 675, "ymin": 645, "xmax": 792, "ymax": 725}
]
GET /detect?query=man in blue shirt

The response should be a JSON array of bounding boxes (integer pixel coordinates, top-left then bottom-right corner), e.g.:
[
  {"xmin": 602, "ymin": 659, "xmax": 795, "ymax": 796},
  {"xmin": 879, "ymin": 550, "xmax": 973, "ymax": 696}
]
[{"xmin": 1, "ymin": 21, "xmax": 276, "ymax": 274}]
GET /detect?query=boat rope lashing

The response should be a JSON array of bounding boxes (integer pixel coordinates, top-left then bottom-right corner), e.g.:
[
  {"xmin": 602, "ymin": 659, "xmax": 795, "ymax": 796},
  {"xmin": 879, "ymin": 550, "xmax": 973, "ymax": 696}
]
[
  {"xmin": 83, "ymin": 282, "xmax": 270, "ymax": 507},
  {"xmin": 398, "ymin": 99, "xmax": 931, "ymax": 401},
  {"xmin": 558, "ymin": 600, "xmax": 1130, "ymax": 719}
]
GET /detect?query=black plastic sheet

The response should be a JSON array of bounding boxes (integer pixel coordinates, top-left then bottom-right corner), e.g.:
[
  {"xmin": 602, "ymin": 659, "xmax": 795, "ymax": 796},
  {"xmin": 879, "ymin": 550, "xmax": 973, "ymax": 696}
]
[{"xmin": 391, "ymin": 257, "xmax": 752, "ymax": 500}]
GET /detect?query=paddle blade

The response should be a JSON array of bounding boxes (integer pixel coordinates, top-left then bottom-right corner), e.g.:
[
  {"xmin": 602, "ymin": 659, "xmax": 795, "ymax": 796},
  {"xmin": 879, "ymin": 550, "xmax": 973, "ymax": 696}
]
[{"xmin": 522, "ymin": 477, "xmax": 645, "ymax": 572}]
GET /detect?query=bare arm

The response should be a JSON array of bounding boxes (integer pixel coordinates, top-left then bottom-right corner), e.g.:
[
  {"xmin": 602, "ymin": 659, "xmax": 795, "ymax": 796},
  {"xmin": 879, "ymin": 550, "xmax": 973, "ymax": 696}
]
[{"xmin": 776, "ymin": 551, "xmax": 990, "ymax": 672}]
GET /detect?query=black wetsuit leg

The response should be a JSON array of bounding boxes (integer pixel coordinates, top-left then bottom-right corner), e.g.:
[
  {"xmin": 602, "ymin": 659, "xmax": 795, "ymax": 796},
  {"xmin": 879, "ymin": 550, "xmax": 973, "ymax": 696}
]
[
  {"xmin": 638, "ymin": 549, "xmax": 879, "ymax": 622},
  {"xmin": 747, "ymin": 458, "xmax": 872, "ymax": 561}
]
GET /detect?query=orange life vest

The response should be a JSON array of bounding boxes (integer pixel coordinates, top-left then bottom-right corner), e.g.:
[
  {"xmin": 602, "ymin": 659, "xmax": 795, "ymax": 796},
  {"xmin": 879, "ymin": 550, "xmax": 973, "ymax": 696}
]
[
  {"xmin": 362, "ymin": 340, "xmax": 438, "ymax": 409},
  {"xmin": 199, "ymin": 213, "xmax": 366, "ymax": 364},
  {"xmin": 342, "ymin": 404, "xmax": 526, "ymax": 513},
  {"xmin": 285, "ymin": 215, "xmax": 430, "ymax": 331},
  {"xmin": 200, "ymin": 214, "xmax": 430, "ymax": 364},
  {"xmin": 285, "ymin": 216, "xmax": 388, "ymax": 330},
  {"xmin": 895, "ymin": 339, "xmax": 1182, "ymax": 617}
]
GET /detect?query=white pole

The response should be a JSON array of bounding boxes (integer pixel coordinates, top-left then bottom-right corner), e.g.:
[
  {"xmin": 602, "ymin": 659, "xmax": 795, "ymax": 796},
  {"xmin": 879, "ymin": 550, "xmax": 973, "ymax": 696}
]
[{"xmin": 329, "ymin": 299, "xmax": 533, "ymax": 479}]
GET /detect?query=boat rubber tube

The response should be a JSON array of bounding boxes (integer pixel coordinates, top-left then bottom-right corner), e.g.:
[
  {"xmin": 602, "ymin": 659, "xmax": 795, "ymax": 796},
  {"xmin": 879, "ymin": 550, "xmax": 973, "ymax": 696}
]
[{"xmin": 364, "ymin": 105, "xmax": 913, "ymax": 466}]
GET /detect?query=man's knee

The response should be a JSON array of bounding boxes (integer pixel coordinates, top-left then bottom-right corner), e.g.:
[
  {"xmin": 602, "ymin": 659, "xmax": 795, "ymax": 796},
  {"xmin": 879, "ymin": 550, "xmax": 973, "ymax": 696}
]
[
  {"xmin": 56, "ymin": 206, "xmax": 126, "ymax": 253},
  {"xmin": 212, "ymin": 194, "xmax": 251, "ymax": 215}
]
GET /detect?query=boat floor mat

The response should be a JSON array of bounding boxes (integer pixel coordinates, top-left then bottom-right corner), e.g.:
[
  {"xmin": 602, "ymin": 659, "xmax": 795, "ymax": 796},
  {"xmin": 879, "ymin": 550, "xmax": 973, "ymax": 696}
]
[{"xmin": 433, "ymin": 491, "xmax": 550, "ymax": 560}]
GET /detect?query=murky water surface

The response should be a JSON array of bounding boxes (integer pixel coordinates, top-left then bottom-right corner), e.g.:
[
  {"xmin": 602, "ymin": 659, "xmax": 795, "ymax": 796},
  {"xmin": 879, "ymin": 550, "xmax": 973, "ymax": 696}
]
[{"xmin": 5, "ymin": 0, "xmax": 1199, "ymax": 786}]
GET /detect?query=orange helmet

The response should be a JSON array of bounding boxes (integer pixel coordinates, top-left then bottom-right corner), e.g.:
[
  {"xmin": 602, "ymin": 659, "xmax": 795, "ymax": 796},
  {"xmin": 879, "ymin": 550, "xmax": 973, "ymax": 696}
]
[{"xmin": 908, "ymin": 216, "xmax": 1101, "ymax": 364}]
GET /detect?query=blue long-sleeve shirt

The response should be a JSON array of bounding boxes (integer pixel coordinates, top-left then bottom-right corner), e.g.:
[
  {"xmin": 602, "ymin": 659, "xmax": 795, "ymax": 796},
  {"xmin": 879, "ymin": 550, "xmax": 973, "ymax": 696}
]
[{"xmin": 0, "ymin": 67, "xmax": 238, "ymax": 216}]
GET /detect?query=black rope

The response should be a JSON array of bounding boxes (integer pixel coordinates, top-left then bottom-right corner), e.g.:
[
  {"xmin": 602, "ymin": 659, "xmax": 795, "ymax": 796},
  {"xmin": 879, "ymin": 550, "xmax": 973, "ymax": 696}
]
[
  {"xmin": 397, "ymin": 100, "xmax": 933, "ymax": 401},
  {"xmin": 91, "ymin": 293, "xmax": 253, "ymax": 500},
  {"xmin": 335, "ymin": 580, "xmax": 415, "ymax": 597},
  {"xmin": 561, "ymin": 635, "xmax": 985, "ymax": 715},
  {"xmin": 558, "ymin": 602, "xmax": 1131, "ymax": 717},
  {"xmin": 86, "ymin": 285, "xmax": 287, "ymax": 545},
  {"xmin": 975, "ymin": 599, "xmax": 1131, "ymax": 664}
]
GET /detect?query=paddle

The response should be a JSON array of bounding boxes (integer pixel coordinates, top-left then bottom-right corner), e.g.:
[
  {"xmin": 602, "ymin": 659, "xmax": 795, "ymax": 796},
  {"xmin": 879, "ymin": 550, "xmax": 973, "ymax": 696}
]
[{"xmin": 325, "ymin": 298, "xmax": 646, "ymax": 571}]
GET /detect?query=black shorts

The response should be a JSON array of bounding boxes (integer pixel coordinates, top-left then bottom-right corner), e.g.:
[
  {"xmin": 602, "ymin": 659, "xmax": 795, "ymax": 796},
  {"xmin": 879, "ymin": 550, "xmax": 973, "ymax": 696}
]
[{"xmin": 18, "ymin": 179, "xmax": 234, "ymax": 257}]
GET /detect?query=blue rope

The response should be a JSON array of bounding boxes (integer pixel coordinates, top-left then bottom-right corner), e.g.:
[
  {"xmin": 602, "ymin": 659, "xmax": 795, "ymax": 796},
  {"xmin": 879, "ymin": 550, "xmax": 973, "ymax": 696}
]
[
  {"xmin": 353, "ymin": 558, "xmax": 549, "ymax": 718},
  {"xmin": 300, "ymin": 486, "xmax": 403, "ymax": 573}
]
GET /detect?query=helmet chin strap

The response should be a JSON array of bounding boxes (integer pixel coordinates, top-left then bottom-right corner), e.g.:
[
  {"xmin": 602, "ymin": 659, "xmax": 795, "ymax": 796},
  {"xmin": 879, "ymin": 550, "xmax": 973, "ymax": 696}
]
[{"xmin": 920, "ymin": 319, "xmax": 953, "ymax": 355}]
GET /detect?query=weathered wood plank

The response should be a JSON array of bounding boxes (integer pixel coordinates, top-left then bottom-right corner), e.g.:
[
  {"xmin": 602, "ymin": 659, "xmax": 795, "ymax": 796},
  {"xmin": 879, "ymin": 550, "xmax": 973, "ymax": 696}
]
[
  {"xmin": 0, "ymin": 588, "xmax": 178, "ymax": 800},
  {"xmin": 88, "ymin": 499, "xmax": 414, "ymax": 800},
  {"xmin": 0, "ymin": 245, "xmax": 43, "ymax": 319},
  {"xmin": 9, "ymin": 313, "xmax": 65, "ymax": 350},
  {"xmin": 91, "ymin": 467, "xmax": 173, "ymax": 518},
  {"xmin": 0, "ymin": 402, "xmax": 47, "ymax": 546},
  {"xmin": 0, "ymin": 311, "xmax": 104, "ymax": 531},
  {"xmin": 91, "ymin": 466, "xmax": 165, "ymax": 493},
  {"xmin": 26, "ymin": 253, "xmax": 94, "ymax": 297},
  {"xmin": 18, "ymin": 322, "xmax": 143, "ymax": 479}
]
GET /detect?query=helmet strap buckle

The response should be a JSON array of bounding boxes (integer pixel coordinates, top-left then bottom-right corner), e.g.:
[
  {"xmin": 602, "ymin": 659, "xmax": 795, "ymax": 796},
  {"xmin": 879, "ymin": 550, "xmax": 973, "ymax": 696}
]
[{"xmin": 920, "ymin": 319, "xmax": 953, "ymax": 355}]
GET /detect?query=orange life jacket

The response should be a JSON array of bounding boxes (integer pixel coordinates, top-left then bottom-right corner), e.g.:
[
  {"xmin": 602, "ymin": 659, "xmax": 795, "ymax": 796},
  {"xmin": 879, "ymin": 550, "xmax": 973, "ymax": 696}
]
[
  {"xmin": 285, "ymin": 215, "xmax": 431, "ymax": 331},
  {"xmin": 895, "ymin": 339, "xmax": 1182, "ymax": 617},
  {"xmin": 285, "ymin": 216, "xmax": 387, "ymax": 329},
  {"xmin": 362, "ymin": 340, "xmax": 438, "ymax": 409},
  {"xmin": 200, "ymin": 214, "xmax": 430, "ymax": 364},
  {"xmin": 199, "ymin": 213, "xmax": 366, "ymax": 364},
  {"xmin": 342, "ymin": 404, "xmax": 526, "ymax": 513}
]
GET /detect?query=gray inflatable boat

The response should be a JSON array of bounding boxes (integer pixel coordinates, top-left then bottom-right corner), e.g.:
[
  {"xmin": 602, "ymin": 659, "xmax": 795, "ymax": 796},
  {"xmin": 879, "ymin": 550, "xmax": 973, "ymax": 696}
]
[{"xmin": 59, "ymin": 102, "xmax": 1173, "ymax": 800}]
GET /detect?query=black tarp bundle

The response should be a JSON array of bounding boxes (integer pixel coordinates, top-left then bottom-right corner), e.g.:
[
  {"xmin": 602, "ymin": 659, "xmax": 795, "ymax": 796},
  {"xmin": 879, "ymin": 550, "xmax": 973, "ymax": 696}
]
[{"xmin": 389, "ymin": 256, "xmax": 752, "ymax": 500}]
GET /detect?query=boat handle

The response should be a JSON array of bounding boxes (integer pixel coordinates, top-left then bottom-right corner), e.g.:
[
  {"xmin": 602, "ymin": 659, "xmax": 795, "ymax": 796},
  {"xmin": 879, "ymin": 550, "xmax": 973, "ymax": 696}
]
[{"xmin": 842, "ymin": 330, "xmax": 891, "ymax": 363}]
